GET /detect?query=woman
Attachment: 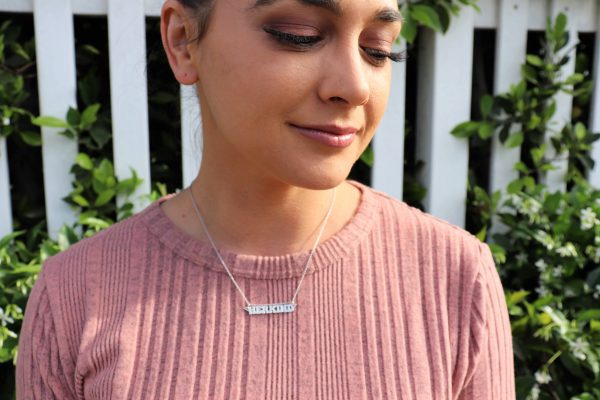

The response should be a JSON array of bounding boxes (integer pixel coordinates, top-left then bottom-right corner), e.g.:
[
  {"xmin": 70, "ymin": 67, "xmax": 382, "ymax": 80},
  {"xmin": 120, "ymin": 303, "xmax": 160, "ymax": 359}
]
[{"xmin": 16, "ymin": 0, "xmax": 515, "ymax": 398}]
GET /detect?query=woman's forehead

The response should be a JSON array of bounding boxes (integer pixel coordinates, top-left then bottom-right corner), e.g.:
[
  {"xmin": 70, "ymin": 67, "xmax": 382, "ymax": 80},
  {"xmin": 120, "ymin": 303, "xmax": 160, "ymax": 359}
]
[
  {"xmin": 241, "ymin": 0, "xmax": 402, "ymax": 22},
  {"xmin": 248, "ymin": 0, "xmax": 401, "ymax": 16}
]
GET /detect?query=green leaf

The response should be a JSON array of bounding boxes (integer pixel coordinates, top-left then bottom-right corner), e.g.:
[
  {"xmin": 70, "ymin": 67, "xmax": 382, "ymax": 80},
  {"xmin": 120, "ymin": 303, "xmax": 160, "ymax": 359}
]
[
  {"xmin": 514, "ymin": 161, "xmax": 528, "ymax": 173},
  {"xmin": 31, "ymin": 115, "xmax": 69, "ymax": 128},
  {"xmin": 451, "ymin": 121, "xmax": 479, "ymax": 138},
  {"xmin": 66, "ymin": 107, "xmax": 80, "ymax": 127},
  {"xmin": 360, "ymin": 145, "xmax": 374, "ymax": 167},
  {"xmin": 480, "ymin": 94, "xmax": 493, "ymax": 117},
  {"xmin": 400, "ymin": 12, "xmax": 418, "ymax": 43},
  {"xmin": 554, "ymin": 12, "xmax": 567, "ymax": 39},
  {"xmin": 531, "ymin": 144, "xmax": 547, "ymax": 164},
  {"xmin": 577, "ymin": 309, "xmax": 600, "ymax": 323},
  {"xmin": 19, "ymin": 131, "xmax": 41, "ymax": 146},
  {"xmin": 72, "ymin": 195, "xmax": 90, "ymax": 207},
  {"xmin": 478, "ymin": 122, "xmax": 494, "ymax": 139},
  {"xmin": 504, "ymin": 132, "xmax": 524, "ymax": 148},
  {"xmin": 81, "ymin": 104, "xmax": 101, "ymax": 128},
  {"xmin": 575, "ymin": 122, "xmax": 586, "ymax": 140},
  {"xmin": 475, "ymin": 226, "xmax": 487, "ymax": 242},
  {"xmin": 411, "ymin": 4, "xmax": 443, "ymax": 32},
  {"xmin": 76, "ymin": 153, "xmax": 94, "ymax": 170},
  {"xmin": 526, "ymin": 55, "xmax": 544, "ymax": 67},
  {"xmin": 94, "ymin": 189, "xmax": 116, "ymax": 207},
  {"xmin": 506, "ymin": 290, "xmax": 529, "ymax": 307}
]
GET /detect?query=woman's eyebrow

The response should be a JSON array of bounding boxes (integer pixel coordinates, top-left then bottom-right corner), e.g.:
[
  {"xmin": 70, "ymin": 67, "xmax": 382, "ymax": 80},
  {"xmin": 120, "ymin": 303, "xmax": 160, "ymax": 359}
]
[
  {"xmin": 248, "ymin": 0, "xmax": 402, "ymax": 25},
  {"xmin": 248, "ymin": 0, "xmax": 342, "ymax": 16}
]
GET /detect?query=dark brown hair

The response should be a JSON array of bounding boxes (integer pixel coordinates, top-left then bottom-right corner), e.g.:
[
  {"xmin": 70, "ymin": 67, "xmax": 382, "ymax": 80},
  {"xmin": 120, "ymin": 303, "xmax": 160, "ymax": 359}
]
[{"xmin": 178, "ymin": 0, "xmax": 216, "ymax": 41}]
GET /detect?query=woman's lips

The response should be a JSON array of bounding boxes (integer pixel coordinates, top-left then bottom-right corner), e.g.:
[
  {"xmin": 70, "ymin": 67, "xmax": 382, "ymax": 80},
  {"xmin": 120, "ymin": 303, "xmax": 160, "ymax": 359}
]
[{"xmin": 289, "ymin": 123, "xmax": 357, "ymax": 148}]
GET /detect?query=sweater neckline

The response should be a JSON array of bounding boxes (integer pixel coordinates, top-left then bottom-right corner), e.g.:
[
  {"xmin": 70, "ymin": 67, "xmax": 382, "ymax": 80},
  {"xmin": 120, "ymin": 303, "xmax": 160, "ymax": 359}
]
[{"xmin": 141, "ymin": 181, "xmax": 378, "ymax": 280}]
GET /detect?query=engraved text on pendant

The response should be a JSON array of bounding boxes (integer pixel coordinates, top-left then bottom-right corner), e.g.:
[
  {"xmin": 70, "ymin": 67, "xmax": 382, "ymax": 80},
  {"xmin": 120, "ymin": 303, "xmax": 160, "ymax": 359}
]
[{"xmin": 244, "ymin": 302, "xmax": 296, "ymax": 315}]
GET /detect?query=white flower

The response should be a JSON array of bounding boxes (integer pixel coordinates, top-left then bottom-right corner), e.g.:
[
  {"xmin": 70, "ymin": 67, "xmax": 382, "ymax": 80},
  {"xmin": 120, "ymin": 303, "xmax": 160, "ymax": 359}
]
[
  {"xmin": 564, "ymin": 287, "xmax": 576, "ymax": 297},
  {"xmin": 510, "ymin": 194, "xmax": 523, "ymax": 208},
  {"xmin": 535, "ymin": 259, "xmax": 548, "ymax": 272},
  {"xmin": 528, "ymin": 384, "xmax": 541, "ymax": 400},
  {"xmin": 556, "ymin": 242, "xmax": 577, "ymax": 258},
  {"xmin": 0, "ymin": 307, "xmax": 14, "ymax": 327},
  {"xmin": 551, "ymin": 265, "xmax": 564, "ymax": 278},
  {"xmin": 535, "ymin": 285, "xmax": 549, "ymax": 297},
  {"xmin": 534, "ymin": 370, "xmax": 552, "ymax": 385},
  {"xmin": 586, "ymin": 245, "xmax": 600, "ymax": 263},
  {"xmin": 518, "ymin": 197, "xmax": 543, "ymax": 223},
  {"xmin": 570, "ymin": 337, "xmax": 588, "ymax": 360},
  {"xmin": 1, "ymin": 116, "xmax": 9, "ymax": 126},
  {"xmin": 580, "ymin": 207, "xmax": 599, "ymax": 230},
  {"xmin": 516, "ymin": 253, "xmax": 528, "ymax": 264},
  {"xmin": 534, "ymin": 230, "xmax": 555, "ymax": 251},
  {"xmin": 593, "ymin": 284, "xmax": 600, "ymax": 300}
]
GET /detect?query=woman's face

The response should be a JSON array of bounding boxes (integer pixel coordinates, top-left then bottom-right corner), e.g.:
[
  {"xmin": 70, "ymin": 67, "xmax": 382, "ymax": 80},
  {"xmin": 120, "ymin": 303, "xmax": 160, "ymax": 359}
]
[{"xmin": 190, "ymin": 0, "xmax": 402, "ymax": 189}]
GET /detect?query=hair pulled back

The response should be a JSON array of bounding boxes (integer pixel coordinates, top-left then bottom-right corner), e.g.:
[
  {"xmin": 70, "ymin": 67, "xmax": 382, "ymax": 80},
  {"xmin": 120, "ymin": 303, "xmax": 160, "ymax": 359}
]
[{"xmin": 178, "ymin": 0, "xmax": 216, "ymax": 41}]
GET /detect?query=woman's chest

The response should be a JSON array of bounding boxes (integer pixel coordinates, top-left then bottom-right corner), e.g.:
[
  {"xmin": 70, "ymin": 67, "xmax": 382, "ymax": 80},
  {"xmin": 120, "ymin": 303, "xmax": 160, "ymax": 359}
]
[{"xmin": 76, "ymin": 262, "xmax": 458, "ymax": 399}]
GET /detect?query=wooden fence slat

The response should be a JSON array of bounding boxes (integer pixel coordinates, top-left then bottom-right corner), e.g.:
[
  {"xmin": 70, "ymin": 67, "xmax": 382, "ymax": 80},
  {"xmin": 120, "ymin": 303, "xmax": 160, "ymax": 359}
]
[
  {"xmin": 180, "ymin": 84, "xmax": 201, "ymax": 188},
  {"xmin": 372, "ymin": 41, "xmax": 406, "ymax": 200},
  {"xmin": 108, "ymin": 0, "xmax": 151, "ymax": 210},
  {"xmin": 415, "ymin": 8, "xmax": 475, "ymax": 227},
  {"xmin": 33, "ymin": 0, "xmax": 78, "ymax": 238},
  {"xmin": 489, "ymin": 0, "xmax": 529, "ymax": 197},
  {"xmin": 0, "ymin": 0, "xmax": 32, "ymax": 12},
  {"xmin": 0, "ymin": 137, "xmax": 12, "ymax": 237},
  {"xmin": 543, "ymin": 0, "xmax": 577, "ymax": 191},
  {"xmin": 588, "ymin": 1, "xmax": 600, "ymax": 187},
  {"xmin": 144, "ymin": 0, "xmax": 162, "ymax": 17}
]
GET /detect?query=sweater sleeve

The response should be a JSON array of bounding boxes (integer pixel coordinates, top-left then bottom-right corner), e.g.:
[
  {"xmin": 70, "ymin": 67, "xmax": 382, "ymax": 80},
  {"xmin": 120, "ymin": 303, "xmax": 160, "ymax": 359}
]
[
  {"xmin": 16, "ymin": 268, "xmax": 77, "ymax": 400},
  {"xmin": 458, "ymin": 243, "xmax": 515, "ymax": 399}
]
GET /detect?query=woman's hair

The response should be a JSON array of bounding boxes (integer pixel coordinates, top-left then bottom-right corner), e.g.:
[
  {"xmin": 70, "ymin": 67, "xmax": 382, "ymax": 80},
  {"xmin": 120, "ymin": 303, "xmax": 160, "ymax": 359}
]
[{"xmin": 178, "ymin": 0, "xmax": 216, "ymax": 41}]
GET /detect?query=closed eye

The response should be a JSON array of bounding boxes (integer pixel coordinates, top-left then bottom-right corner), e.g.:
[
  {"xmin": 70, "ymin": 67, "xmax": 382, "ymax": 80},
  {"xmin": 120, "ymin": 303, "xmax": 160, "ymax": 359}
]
[
  {"xmin": 263, "ymin": 27, "xmax": 323, "ymax": 49},
  {"xmin": 361, "ymin": 47, "xmax": 406, "ymax": 65}
]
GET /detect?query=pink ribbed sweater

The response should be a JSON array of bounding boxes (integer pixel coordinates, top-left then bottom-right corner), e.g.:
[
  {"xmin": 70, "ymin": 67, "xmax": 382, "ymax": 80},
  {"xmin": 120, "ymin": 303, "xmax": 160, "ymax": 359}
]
[{"xmin": 16, "ymin": 182, "xmax": 515, "ymax": 399}]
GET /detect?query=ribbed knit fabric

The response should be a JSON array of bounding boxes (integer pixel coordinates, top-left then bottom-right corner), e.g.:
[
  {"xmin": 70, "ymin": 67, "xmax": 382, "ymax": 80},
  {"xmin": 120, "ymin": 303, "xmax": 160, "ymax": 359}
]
[{"xmin": 16, "ymin": 181, "xmax": 515, "ymax": 399}]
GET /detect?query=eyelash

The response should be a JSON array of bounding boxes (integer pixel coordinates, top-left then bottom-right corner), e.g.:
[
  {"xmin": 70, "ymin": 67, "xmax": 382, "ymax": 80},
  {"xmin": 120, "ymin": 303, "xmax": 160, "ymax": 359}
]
[{"xmin": 263, "ymin": 27, "xmax": 405, "ymax": 65}]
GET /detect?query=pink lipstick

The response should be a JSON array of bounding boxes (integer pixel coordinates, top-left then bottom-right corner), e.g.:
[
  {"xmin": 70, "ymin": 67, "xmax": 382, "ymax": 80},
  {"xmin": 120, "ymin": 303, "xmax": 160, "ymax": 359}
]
[{"xmin": 289, "ymin": 123, "xmax": 357, "ymax": 148}]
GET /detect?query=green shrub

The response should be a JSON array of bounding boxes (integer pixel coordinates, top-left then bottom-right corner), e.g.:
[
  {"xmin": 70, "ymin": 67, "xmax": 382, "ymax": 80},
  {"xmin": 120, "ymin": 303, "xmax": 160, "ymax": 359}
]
[{"xmin": 453, "ymin": 13, "xmax": 600, "ymax": 399}]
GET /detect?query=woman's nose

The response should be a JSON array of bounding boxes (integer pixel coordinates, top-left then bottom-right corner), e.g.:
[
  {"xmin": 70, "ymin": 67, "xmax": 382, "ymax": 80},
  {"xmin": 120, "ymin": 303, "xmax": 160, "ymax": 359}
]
[{"xmin": 317, "ymin": 45, "xmax": 370, "ymax": 107}]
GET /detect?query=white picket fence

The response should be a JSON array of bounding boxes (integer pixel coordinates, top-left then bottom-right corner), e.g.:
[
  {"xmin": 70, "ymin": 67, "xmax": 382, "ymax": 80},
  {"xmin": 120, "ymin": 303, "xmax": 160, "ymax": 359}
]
[{"xmin": 1, "ymin": 0, "xmax": 600, "ymax": 239}]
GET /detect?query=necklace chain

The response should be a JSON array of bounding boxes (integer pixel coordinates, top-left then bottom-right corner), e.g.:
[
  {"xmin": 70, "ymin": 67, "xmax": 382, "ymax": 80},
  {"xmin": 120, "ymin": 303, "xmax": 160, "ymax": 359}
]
[{"xmin": 187, "ymin": 186, "xmax": 336, "ymax": 315}]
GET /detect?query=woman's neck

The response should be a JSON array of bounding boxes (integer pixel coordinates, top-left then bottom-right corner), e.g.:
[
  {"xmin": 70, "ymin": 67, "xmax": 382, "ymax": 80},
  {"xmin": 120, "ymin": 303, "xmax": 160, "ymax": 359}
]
[{"xmin": 160, "ymin": 172, "xmax": 360, "ymax": 256}]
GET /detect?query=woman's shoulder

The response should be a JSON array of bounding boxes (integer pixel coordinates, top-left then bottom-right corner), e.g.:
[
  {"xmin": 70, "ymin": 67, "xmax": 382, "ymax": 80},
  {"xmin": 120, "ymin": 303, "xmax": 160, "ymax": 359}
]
[
  {"xmin": 359, "ymin": 182, "xmax": 484, "ymax": 250},
  {"xmin": 41, "ymin": 199, "xmax": 162, "ymax": 285}
]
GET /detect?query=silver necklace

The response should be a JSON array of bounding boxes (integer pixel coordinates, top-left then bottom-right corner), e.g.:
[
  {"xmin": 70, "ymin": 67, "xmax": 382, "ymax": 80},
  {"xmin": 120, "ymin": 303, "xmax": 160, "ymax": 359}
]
[{"xmin": 187, "ymin": 186, "xmax": 336, "ymax": 316}]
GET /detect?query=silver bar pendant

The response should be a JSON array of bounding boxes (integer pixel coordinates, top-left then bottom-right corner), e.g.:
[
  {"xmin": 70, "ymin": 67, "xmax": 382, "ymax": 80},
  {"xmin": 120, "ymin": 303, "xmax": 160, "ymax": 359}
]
[{"xmin": 244, "ymin": 302, "xmax": 296, "ymax": 315}]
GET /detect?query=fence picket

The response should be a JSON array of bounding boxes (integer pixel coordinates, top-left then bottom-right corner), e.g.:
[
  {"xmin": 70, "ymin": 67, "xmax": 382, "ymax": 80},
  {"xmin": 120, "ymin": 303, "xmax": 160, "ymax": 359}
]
[
  {"xmin": 416, "ymin": 8, "xmax": 475, "ymax": 227},
  {"xmin": 588, "ymin": 2, "xmax": 600, "ymax": 187},
  {"xmin": 2, "ymin": 0, "xmax": 600, "ymax": 236},
  {"xmin": 181, "ymin": 84, "xmax": 201, "ymax": 188},
  {"xmin": 372, "ymin": 41, "xmax": 406, "ymax": 200},
  {"xmin": 543, "ymin": 0, "xmax": 577, "ymax": 191},
  {"xmin": 108, "ymin": 0, "xmax": 151, "ymax": 210},
  {"xmin": 33, "ymin": 0, "xmax": 79, "ymax": 238},
  {"xmin": 0, "ymin": 137, "xmax": 11, "ymax": 237},
  {"xmin": 489, "ymin": 0, "xmax": 529, "ymax": 197}
]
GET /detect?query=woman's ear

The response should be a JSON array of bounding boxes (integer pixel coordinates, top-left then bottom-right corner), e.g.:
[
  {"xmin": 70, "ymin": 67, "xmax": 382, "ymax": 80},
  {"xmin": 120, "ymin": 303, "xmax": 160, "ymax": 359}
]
[{"xmin": 161, "ymin": 0, "xmax": 199, "ymax": 85}]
